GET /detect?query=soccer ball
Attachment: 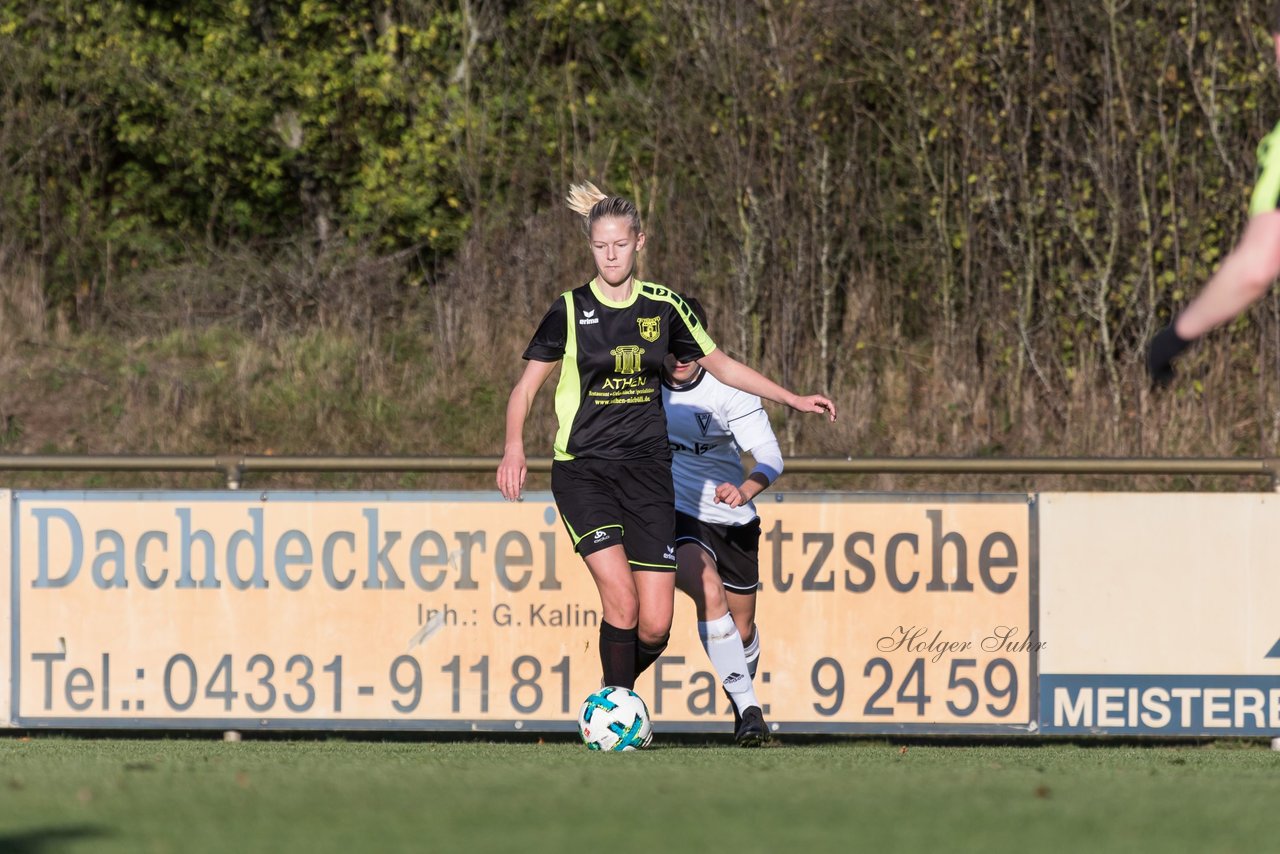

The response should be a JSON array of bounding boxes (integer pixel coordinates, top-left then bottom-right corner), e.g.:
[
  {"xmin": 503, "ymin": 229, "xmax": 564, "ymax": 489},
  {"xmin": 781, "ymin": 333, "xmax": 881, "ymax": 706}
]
[{"xmin": 577, "ymin": 686, "xmax": 653, "ymax": 751}]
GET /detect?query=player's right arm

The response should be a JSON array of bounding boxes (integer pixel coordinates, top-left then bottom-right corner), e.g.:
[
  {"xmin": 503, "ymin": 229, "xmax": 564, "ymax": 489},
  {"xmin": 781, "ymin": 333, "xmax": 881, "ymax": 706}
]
[{"xmin": 498, "ymin": 359, "xmax": 557, "ymax": 501}]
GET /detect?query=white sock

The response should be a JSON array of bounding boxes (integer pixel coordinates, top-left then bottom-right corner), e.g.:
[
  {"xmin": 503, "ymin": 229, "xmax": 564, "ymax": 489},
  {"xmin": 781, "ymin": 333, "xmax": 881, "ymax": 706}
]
[
  {"xmin": 743, "ymin": 624, "xmax": 761, "ymax": 680},
  {"xmin": 698, "ymin": 613, "xmax": 760, "ymax": 714}
]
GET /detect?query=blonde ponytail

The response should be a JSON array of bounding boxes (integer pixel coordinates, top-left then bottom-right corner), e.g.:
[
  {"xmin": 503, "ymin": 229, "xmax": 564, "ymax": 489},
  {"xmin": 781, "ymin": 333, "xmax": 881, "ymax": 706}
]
[
  {"xmin": 565, "ymin": 180, "xmax": 643, "ymax": 235},
  {"xmin": 566, "ymin": 181, "xmax": 608, "ymax": 218}
]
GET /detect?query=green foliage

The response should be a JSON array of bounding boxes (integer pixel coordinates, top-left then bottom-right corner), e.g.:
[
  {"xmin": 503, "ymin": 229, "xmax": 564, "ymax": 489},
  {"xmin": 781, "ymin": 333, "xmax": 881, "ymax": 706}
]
[
  {"xmin": 6, "ymin": 0, "xmax": 1280, "ymax": 459},
  {"xmin": 1, "ymin": 0, "xmax": 469, "ymax": 305}
]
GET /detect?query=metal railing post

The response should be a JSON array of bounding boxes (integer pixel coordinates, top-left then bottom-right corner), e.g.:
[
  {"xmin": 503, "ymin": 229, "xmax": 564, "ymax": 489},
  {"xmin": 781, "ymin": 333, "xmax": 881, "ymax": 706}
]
[{"xmin": 216, "ymin": 455, "xmax": 243, "ymax": 490}]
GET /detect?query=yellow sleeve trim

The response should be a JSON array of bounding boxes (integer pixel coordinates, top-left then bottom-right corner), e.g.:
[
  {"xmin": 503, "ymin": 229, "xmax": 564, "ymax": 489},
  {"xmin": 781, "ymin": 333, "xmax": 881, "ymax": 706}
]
[{"xmin": 1249, "ymin": 120, "xmax": 1280, "ymax": 217}]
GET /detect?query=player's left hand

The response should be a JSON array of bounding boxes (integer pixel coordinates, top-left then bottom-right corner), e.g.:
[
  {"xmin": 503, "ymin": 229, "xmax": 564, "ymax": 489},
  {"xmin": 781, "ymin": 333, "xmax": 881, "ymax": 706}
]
[
  {"xmin": 1146, "ymin": 324, "xmax": 1192, "ymax": 389},
  {"xmin": 713, "ymin": 482, "xmax": 746, "ymax": 508},
  {"xmin": 791, "ymin": 394, "xmax": 837, "ymax": 421}
]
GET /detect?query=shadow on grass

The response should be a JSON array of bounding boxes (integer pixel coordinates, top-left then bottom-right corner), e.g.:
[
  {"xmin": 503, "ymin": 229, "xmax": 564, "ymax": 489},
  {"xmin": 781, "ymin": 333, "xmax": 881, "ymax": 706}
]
[{"xmin": 0, "ymin": 825, "xmax": 111, "ymax": 854}]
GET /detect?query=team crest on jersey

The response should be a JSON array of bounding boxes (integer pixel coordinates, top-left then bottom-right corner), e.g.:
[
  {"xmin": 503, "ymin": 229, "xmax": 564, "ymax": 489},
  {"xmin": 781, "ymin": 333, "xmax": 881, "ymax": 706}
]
[
  {"xmin": 695, "ymin": 412, "xmax": 713, "ymax": 436},
  {"xmin": 637, "ymin": 316, "xmax": 661, "ymax": 342}
]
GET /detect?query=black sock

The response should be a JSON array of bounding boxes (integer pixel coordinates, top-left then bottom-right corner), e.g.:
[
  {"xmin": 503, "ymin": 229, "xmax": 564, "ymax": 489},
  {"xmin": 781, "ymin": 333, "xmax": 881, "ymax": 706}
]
[
  {"xmin": 599, "ymin": 621, "xmax": 638, "ymax": 689},
  {"xmin": 635, "ymin": 633, "xmax": 669, "ymax": 678}
]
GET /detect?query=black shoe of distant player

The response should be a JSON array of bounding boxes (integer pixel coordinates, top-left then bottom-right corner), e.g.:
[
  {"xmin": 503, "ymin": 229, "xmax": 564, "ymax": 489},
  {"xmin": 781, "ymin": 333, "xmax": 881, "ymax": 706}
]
[{"xmin": 735, "ymin": 706, "xmax": 769, "ymax": 747}]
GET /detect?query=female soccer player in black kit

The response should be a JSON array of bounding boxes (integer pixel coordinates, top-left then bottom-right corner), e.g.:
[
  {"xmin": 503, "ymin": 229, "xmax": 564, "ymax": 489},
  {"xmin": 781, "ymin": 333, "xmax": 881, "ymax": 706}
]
[{"xmin": 497, "ymin": 182, "xmax": 836, "ymax": 697}]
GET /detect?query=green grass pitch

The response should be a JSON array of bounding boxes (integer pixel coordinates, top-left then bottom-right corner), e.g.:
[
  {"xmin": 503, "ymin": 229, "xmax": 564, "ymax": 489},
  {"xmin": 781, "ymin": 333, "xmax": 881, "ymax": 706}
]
[{"xmin": 1, "ymin": 735, "xmax": 1278, "ymax": 853}]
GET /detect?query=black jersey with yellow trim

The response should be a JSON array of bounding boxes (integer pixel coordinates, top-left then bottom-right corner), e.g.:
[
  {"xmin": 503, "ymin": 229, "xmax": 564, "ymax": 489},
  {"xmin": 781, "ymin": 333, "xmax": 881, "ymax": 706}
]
[{"xmin": 523, "ymin": 279, "xmax": 716, "ymax": 461}]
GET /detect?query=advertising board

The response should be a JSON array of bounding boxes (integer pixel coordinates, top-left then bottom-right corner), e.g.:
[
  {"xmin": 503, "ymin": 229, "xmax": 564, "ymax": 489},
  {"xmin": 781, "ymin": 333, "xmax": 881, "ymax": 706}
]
[
  {"xmin": 1038, "ymin": 493, "xmax": 1280, "ymax": 735},
  {"xmin": 4, "ymin": 491, "xmax": 1036, "ymax": 733}
]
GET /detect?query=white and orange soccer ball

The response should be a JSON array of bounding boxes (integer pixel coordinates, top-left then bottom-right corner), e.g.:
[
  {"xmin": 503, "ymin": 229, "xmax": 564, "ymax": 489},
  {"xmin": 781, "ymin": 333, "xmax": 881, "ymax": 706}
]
[{"xmin": 577, "ymin": 687, "xmax": 653, "ymax": 751}]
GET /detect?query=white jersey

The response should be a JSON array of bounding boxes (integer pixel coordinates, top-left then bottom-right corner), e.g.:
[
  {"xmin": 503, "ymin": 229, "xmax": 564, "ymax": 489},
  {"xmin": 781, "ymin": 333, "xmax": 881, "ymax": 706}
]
[{"xmin": 662, "ymin": 368, "xmax": 778, "ymax": 526}]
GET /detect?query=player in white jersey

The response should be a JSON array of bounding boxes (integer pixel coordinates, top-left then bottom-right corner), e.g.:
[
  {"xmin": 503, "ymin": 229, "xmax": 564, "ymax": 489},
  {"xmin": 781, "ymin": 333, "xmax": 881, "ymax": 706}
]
[{"xmin": 662, "ymin": 298, "xmax": 783, "ymax": 746}]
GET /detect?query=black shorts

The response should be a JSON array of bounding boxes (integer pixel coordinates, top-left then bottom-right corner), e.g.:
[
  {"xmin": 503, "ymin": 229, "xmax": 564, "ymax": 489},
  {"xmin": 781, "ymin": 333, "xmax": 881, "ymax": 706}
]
[
  {"xmin": 551, "ymin": 458, "xmax": 677, "ymax": 571},
  {"xmin": 674, "ymin": 511, "xmax": 762, "ymax": 594}
]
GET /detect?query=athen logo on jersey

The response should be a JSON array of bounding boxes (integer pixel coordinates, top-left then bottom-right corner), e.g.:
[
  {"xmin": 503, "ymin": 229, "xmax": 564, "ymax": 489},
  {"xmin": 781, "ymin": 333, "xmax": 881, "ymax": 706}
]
[
  {"xmin": 670, "ymin": 439, "xmax": 717, "ymax": 455},
  {"xmin": 611, "ymin": 344, "xmax": 645, "ymax": 375},
  {"xmin": 579, "ymin": 308, "xmax": 599, "ymax": 326},
  {"xmin": 637, "ymin": 316, "xmax": 661, "ymax": 342},
  {"xmin": 695, "ymin": 412, "xmax": 713, "ymax": 436}
]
